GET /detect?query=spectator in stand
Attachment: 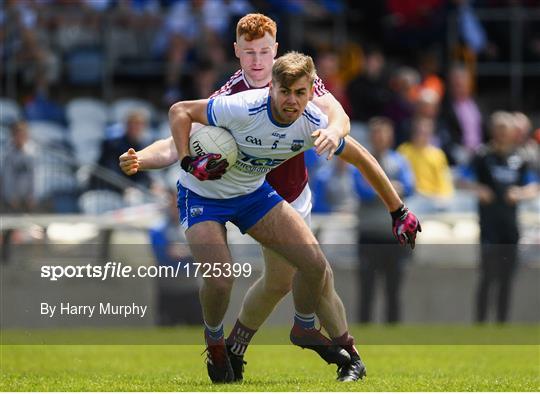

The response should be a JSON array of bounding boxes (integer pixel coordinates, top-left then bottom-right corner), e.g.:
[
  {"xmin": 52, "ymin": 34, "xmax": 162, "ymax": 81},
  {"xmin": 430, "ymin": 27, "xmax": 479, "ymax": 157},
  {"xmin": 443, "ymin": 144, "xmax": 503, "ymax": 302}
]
[
  {"xmin": 383, "ymin": 66, "xmax": 420, "ymax": 146},
  {"xmin": 309, "ymin": 158, "xmax": 355, "ymax": 214},
  {"xmin": 2, "ymin": 0, "xmax": 60, "ymax": 88},
  {"xmin": 414, "ymin": 88, "xmax": 440, "ymax": 118},
  {"xmin": 410, "ymin": 87, "xmax": 446, "ymax": 146},
  {"xmin": 398, "ymin": 116, "xmax": 454, "ymax": 212},
  {"xmin": 352, "ymin": 117, "xmax": 414, "ymax": 323},
  {"xmin": 415, "ymin": 49, "xmax": 445, "ymax": 99},
  {"xmin": 53, "ymin": 0, "xmax": 108, "ymax": 55},
  {"xmin": 150, "ymin": 188, "xmax": 201, "ymax": 325},
  {"xmin": 440, "ymin": 64, "xmax": 485, "ymax": 166},
  {"xmin": 89, "ymin": 110, "xmax": 154, "ymax": 196},
  {"xmin": 0, "ymin": 121, "xmax": 36, "ymax": 213},
  {"xmin": 185, "ymin": 58, "xmax": 220, "ymax": 99},
  {"xmin": 347, "ymin": 47, "xmax": 390, "ymax": 122},
  {"xmin": 463, "ymin": 111, "xmax": 538, "ymax": 323},
  {"xmin": 24, "ymin": 84, "xmax": 66, "ymax": 125}
]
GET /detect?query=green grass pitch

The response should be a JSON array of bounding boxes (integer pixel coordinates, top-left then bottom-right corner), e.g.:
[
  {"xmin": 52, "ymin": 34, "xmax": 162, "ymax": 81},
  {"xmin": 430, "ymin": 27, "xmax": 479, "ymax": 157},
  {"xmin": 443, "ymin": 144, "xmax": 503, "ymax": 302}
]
[{"xmin": 1, "ymin": 325, "xmax": 539, "ymax": 391}]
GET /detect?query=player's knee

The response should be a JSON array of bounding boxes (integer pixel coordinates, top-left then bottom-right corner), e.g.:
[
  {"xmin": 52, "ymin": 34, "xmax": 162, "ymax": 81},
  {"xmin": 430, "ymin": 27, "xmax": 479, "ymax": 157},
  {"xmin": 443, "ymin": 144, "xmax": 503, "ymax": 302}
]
[
  {"xmin": 296, "ymin": 248, "xmax": 326, "ymax": 278},
  {"xmin": 205, "ymin": 276, "xmax": 234, "ymax": 295},
  {"xmin": 298, "ymin": 259, "xmax": 325, "ymax": 287}
]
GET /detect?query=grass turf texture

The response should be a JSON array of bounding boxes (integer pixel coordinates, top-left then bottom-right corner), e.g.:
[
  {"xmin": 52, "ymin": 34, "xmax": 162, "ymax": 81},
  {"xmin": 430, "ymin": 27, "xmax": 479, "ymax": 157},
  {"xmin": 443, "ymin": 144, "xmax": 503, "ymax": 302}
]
[{"xmin": 1, "ymin": 326, "xmax": 539, "ymax": 391}]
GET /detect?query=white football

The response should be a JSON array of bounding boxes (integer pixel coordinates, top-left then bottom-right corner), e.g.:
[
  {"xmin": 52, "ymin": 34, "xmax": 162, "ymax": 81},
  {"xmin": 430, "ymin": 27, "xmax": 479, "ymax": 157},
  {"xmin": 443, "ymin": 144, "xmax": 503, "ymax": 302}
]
[{"xmin": 189, "ymin": 125, "xmax": 238, "ymax": 170}]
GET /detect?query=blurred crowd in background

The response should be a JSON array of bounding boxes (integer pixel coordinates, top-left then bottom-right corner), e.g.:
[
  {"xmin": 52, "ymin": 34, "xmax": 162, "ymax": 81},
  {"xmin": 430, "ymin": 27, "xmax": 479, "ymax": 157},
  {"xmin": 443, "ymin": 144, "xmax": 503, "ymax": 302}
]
[
  {"xmin": 1, "ymin": 0, "xmax": 539, "ymax": 326},
  {"xmin": 1, "ymin": 0, "xmax": 538, "ymax": 216},
  {"xmin": 0, "ymin": 0, "xmax": 540, "ymax": 213}
]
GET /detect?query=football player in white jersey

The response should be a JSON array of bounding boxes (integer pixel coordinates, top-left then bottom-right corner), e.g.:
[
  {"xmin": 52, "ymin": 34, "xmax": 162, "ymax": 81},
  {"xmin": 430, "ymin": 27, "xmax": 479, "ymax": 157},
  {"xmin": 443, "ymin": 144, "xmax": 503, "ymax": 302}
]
[
  {"xmin": 120, "ymin": 13, "xmax": 364, "ymax": 382},
  {"xmin": 177, "ymin": 87, "xmax": 330, "ymax": 198},
  {"xmin": 167, "ymin": 52, "xmax": 421, "ymax": 383}
]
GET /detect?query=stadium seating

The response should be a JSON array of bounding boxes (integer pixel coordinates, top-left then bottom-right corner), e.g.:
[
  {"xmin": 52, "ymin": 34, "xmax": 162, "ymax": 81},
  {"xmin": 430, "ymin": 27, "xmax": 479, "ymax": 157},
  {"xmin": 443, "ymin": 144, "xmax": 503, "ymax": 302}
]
[
  {"xmin": 110, "ymin": 98, "xmax": 155, "ymax": 123},
  {"xmin": 70, "ymin": 123, "xmax": 105, "ymax": 165},
  {"xmin": 66, "ymin": 98, "xmax": 109, "ymax": 126},
  {"xmin": 78, "ymin": 190, "xmax": 124, "ymax": 214},
  {"xmin": 65, "ymin": 48, "xmax": 104, "ymax": 86},
  {"xmin": 0, "ymin": 98, "xmax": 22, "ymax": 125},
  {"xmin": 27, "ymin": 121, "xmax": 68, "ymax": 146},
  {"xmin": 34, "ymin": 164, "xmax": 78, "ymax": 197}
]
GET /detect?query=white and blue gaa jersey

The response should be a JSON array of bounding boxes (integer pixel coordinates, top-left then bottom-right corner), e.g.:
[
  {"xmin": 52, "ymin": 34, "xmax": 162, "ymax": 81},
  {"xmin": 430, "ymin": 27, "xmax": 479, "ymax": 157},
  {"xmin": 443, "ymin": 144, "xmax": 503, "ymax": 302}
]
[{"xmin": 179, "ymin": 88, "xmax": 328, "ymax": 199}]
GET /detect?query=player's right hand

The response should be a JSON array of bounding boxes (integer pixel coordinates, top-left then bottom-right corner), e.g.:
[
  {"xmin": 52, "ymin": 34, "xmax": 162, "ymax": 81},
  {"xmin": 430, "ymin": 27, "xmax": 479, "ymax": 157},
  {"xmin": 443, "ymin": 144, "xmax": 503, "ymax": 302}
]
[
  {"xmin": 119, "ymin": 148, "xmax": 140, "ymax": 176},
  {"xmin": 312, "ymin": 127, "xmax": 341, "ymax": 159},
  {"xmin": 180, "ymin": 153, "xmax": 228, "ymax": 181},
  {"xmin": 391, "ymin": 205, "xmax": 421, "ymax": 249}
]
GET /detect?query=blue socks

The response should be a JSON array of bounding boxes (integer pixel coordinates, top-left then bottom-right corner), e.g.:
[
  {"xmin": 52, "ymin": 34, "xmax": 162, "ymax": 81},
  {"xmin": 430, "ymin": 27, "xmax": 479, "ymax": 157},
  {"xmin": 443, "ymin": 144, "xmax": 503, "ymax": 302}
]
[
  {"xmin": 204, "ymin": 321, "xmax": 224, "ymax": 342},
  {"xmin": 294, "ymin": 311, "xmax": 316, "ymax": 330}
]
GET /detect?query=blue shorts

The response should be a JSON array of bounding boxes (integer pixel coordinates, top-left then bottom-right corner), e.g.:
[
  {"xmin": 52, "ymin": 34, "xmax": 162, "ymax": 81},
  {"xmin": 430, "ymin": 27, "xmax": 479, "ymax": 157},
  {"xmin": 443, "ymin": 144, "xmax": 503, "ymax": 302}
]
[{"xmin": 176, "ymin": 181, "xmax": 284, "ymax": 234}]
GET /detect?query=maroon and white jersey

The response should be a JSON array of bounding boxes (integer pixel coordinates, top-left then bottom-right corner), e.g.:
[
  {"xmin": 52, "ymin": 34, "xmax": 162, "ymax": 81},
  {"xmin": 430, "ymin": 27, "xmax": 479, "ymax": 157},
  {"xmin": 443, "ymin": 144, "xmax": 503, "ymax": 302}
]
[{"xmin": 209, "ymin": 69, "xmax": 329, "ymax": 203}]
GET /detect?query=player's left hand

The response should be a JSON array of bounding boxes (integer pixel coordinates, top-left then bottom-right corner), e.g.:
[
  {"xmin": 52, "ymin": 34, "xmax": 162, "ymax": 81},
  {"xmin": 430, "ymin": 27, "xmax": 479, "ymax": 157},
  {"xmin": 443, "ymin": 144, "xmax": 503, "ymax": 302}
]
[
  {"xmin": 181, "ymin": 153, "xmax": 228, "ymax": 181},
  {"xmin": 312, "ymin": 126, "xmax": 342, "ymax": 159},
  {"xmin": 391, "ymin": 205, "xmax": 421, "ymax": 249}
]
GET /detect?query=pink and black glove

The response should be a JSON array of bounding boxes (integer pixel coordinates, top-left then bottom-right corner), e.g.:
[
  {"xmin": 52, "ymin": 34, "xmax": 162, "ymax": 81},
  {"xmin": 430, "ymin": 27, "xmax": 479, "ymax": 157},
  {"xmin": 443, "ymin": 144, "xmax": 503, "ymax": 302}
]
[
  {"xmin": 391, "ymin": 205, "xmax": 421, "ymax": 249},
  {"xmin": 180, "ymin": 153, "xmax": 228, "ymax": 181}
]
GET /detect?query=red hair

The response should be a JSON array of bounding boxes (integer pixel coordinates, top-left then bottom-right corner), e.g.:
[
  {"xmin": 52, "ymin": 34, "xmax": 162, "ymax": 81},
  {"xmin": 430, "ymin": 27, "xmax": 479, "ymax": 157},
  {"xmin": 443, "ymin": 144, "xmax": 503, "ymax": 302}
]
[{"xmin": 236, "ymin": 13, "xmax": 277, "ymax": 41}]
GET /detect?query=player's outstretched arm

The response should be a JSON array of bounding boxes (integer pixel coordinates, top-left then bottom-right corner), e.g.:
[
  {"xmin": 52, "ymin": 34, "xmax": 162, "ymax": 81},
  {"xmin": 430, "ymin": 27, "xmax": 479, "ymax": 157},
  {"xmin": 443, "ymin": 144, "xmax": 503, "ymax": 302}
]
[
  {"xmin": 169, "ymin": 100, "xmax": 228, "ymax": 181},
  {"xmin": 339, "ymin": 136, "xmax": 402, "ymax": 211},
  {"xmin": 311, "ymin": 92, "xmax": 350, "ymax": 159},
  {"xmin": 339, "ymin": 136, "xmax": 421, "ymax": 248},
  {"xmin": 119, "ymin": 137, "xmax": 178, "ymax": 175}
]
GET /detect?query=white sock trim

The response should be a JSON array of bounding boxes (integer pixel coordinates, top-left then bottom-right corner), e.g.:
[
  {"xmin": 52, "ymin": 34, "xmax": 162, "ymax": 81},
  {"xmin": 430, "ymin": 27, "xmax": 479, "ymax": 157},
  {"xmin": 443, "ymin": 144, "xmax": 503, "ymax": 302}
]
[
  {"xmin": 295, "ymin": 311, "xmax": 315, "ymax": 320},
  {"xmin": 204, "ymin": 321, "xmax": 223, "ymax": 332}
]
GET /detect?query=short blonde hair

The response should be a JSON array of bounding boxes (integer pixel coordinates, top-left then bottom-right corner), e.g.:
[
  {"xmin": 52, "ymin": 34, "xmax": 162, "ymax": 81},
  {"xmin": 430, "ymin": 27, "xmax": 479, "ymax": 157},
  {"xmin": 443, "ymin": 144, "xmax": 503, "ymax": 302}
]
[
  {"xmin": 272, "ymin": 51, "xmax": 316, "ymax": 88},
  {"xmin": 236, "ymin": 13, "xmax": 277, "ymax": 41},
  {"xmin": 489, "ymin": 111, "xmax": 515, "ymax": 133}
]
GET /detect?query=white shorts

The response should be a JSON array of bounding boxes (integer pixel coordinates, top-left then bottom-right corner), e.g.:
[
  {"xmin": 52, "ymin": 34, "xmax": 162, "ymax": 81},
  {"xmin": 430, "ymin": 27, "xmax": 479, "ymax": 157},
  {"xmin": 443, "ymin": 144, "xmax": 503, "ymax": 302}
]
[{"xmin": 289, "ymin": 183, "xmax": 312, "ymax": 227}]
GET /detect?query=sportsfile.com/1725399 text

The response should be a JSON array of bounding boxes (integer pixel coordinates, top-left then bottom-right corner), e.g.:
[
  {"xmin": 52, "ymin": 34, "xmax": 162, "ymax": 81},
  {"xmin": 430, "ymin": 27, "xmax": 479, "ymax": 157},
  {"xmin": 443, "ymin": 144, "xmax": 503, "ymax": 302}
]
[{"xmin": 40, "ymin": 261, "xmax": 253, "ymax": 281}]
